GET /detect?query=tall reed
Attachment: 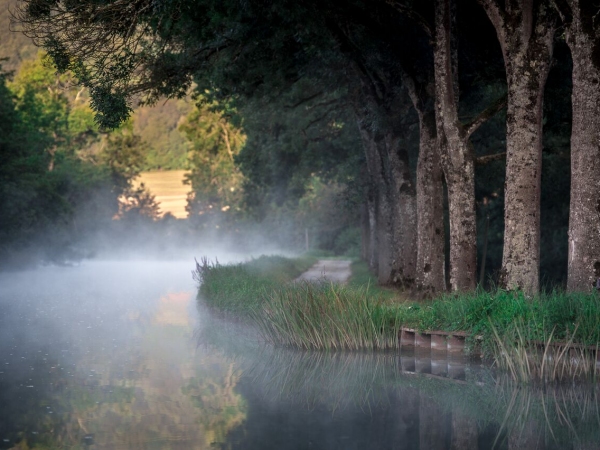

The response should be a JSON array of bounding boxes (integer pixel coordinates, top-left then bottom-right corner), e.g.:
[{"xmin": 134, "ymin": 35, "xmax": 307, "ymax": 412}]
[
  {"xmin": 490, "ymin": 319, "xmax": 599, "ymax": 384},
  {"xmin": 253, "ymin": 281, "xmax": 401, "ymax": 350}
]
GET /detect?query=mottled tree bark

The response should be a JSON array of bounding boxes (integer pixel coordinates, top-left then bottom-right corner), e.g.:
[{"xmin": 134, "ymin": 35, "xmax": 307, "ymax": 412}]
[
  {"xmin": 404, "ymin": 75, "xmax": 447, "ymax": 295},
  {"xmin": 351, "ymin": 78, "xmax": 418, "ymax": 286},
  {"xmin": 557, "ymin": 0, "xmax": 600, "ymax": 292},
  {"xmin": 355, "ymin": 115, "xmax": 396, "ymax": 283},
  {"xmin": 387, "ymin": 133, "xmax": 418, "ymax": 288},
  {"xmin": 477, "ymin": 0, "xmax": 556, "ymax": 295},
  {"xmin": 434, "ymin": 0, "xmax": 477, "ymax": 291}
]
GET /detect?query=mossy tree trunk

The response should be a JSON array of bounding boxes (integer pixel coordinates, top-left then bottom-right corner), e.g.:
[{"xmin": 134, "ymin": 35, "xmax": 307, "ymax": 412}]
[
  {"xmin": 387, "ymin": 133, "xmax": 418, "ymax": 289},
  {"xmin": 434, "ymin": 0, "xmax": 477, "ymax": 291},
  {"xmin": 404, "ymin": 74, "xmax": 447, "ymax": 295},
  {"xmin": 356, "ymin": 112, "xmax": 417, "ymax": 286},
  {"xmin": 556, "ymin": 0, "xmax": 600, "ymax": 292},
  {"xmin": 477, "ymin": 0, "xmax": 556, "ymax": 295}
]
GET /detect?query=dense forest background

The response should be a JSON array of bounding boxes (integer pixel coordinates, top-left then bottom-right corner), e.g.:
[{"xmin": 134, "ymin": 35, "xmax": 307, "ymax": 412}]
[{"xmin": 1, "ymin": 0, "xmax": 591, "ymax": 294}]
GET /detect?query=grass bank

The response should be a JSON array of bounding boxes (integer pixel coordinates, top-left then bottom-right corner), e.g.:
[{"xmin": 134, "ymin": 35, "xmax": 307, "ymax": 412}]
[
  {"xmin": 195, "ymin": 255, "xmax": 318, "ymax": 313},
  {"xmin": 196, "ymin": 256, "xmax": 600, "ymax": 359}
]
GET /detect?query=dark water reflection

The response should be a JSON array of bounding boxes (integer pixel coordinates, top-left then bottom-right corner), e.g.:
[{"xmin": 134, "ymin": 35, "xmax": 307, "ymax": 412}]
[{"xmin": 1, "ymin": 261, "xmax": 599, "ymax": 449}]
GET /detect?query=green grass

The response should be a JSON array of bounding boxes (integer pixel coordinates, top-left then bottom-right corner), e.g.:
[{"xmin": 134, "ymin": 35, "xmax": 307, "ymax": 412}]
[
  {"xmin": 346, "ymin": 260, "xmax": 405, "ymax": 304},
  {"xmin": 196, "ymin": 255, "xmax": 600, "ymax": 361},
  {"xmin": 254, "ymin": 282, "xmax": 401, "ymax": 350},
  {"xmin": 195, "ymin": 255, "xmax": 317, "ymax": 313},
  {"xmin": 396, "ymin": 290, "xmax": 600, "ymax": 354}
]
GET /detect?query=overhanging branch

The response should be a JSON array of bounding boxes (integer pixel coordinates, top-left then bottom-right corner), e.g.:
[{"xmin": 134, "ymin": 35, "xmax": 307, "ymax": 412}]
[{"xmin": 464, "ymin": 93, "xmax": 507, "ymax": 138}]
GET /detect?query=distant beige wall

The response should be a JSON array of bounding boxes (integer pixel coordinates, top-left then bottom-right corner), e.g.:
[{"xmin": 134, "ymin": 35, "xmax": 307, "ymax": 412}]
[{"xmin": 136, "ymin": 171, "xmax": 190, "ymax": 219}]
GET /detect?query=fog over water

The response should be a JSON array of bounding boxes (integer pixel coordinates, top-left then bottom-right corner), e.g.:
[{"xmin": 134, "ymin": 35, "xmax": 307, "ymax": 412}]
[{"xmin": 1, "ymin": 255, "xmax": 600, "ymax": 449}]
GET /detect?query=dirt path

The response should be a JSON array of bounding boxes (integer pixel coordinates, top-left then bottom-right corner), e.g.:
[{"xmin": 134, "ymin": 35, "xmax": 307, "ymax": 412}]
[{"xmin": 295, "ymin": 260, "xmax": 353, "ymax": 284}]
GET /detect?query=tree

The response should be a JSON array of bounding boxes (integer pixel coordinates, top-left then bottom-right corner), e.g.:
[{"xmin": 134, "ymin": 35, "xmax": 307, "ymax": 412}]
[
  {"xmin": 432, "ymin": 0, "xmax": 507, "ymax": 291},
  {"xmin": 553, "ymin": 1, "xmax": 600, "ymax": 292},
  {"xmin": 476, "ymin": 0, "xmax": 557, "ymax": 294},
  {"xmin": 179, "ymin": 100, "xmax": 246, "ymax": 223}
]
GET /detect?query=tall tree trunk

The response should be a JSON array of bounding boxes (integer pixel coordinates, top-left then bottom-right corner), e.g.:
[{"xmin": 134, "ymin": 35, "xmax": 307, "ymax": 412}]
[
  {"xmin": 366, "ymin": 189, "xmax": 378, "ymax": 270},
  {"xmin": 387, "ymin": 133, "xmax": 418, "ymax": 288},
  {"xmin": 477, "ymin": 0, "xmax": 556, "ymax": 295},
  {"xmin": 434, "ymin": 0, "xmax": 477, "ymax": 291},
  {"xmin": 559, "ymin": 0, "xmax": 600, "ymax": 292},
  {"xmin": 404, "ymin": 75, "xmax": 447, "ymax": 295},
  {"xmin": 359, "ymin": 126, "xmax": 382, "ymax": 273},
  {"xmin": 352, "ymin": 90, "xmax": 417, "ymax": 285},
  {"xmin": 375, "ymin": 172, "xmax": 395, "ymax": 284},
  {"xmin": 356, "ymin": 114, "xmax": 396, "ymax": 281}
]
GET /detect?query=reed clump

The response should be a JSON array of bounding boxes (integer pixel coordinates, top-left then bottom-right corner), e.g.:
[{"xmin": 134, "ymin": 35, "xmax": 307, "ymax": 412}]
[
  {"xmin": 490, "ymin": 320, "xmax": 599, "ymax": 384},
  {"xmin": 254, "ymin": 281, "xmax": 400, "ymax": 350}
]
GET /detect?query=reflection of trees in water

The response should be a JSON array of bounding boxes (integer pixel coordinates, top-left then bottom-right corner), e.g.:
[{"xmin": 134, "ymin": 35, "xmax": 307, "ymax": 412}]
[
  {"xmin": 5, "ymin": 291, "xmax": 247, "ymax": 449},
  {"xmin": 244, "ymin": 350, "xmax": 401, "ymax": 411},
  {"xmin": 183, "ymin": 362, "xmax": 247, "ymax": 448},
  {"xmin": 67, "ymin": 291, "xmax": 247, "ymax": 449},
  {"xmin": 204, "ymin": 314, "xmax": 600, "ymax": 450}
]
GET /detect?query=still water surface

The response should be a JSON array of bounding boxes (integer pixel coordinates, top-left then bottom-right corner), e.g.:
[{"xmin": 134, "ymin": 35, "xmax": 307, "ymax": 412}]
[{"xmin": 1, "ymin": 260, "xmax": 599, "ymax": 449}]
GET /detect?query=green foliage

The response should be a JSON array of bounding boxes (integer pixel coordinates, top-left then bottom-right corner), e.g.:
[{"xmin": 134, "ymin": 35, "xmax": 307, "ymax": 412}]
[
  {"xmin": 347, "ymin": 260, "xmax": 403, "ymax": 303},
  {"xmin": 180, "ymin": 100, "xmax": 246, "ymax": 225},
  {"xmin": 0, "ymin": 54, "xmax": 160, "ymax": 265},
  {"xmin": 100, "ymin": 121, "xmax": 147, "ymax": 188},
  {"xmin": 133, "ymin": 98, "xmax": 192, "ymax": 170}
]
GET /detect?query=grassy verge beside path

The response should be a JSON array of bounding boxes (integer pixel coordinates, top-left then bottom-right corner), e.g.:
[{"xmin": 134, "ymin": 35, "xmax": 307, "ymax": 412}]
[{"xmin": 196, "ymin": 255, "xmax": 600, "ymax": 357}]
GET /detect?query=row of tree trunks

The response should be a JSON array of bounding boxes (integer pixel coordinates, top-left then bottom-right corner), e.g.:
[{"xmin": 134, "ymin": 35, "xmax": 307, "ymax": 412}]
[
  {"xmin": 561, "ymin": 0, "xmax": 600, "ymax": 292},
  {"xmin": 356, "ymin": 111, "xmax": 420, "ymax": 286},
  {"xmin": 477, "ymin": 0, "xmax": 556, "ymax": 295},
  {"xmin": 403, "ymin": 75, "xmax": 447, "ymax": 295},
  {"xmin": 360, "ymin": 0, "xmax": 597, "ymax": 296},
  {"xmin": 386, "ymin": 133, "xmax": 418, "ymax": 288},
  {"xmin": 433, "ymin": 0, "xmax": 477, "ymax": 292}
]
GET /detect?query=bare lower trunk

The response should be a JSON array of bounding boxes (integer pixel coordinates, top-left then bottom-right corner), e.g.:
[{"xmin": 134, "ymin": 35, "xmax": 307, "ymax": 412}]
[
  {"xmin": 500, "ymin": 72, "xmax": 547, "ymax": 294},
  {"xmin": 363, "ymin": 139, "xmax": 381, "ymax": 273},
  {"xmin": 563, "ymin": 0, "xmax": 600, "ymax": 292},
  {"xmin": 360, "ymin": 199, "xmax": 369, "ymax": 261},
  {"xmin": 375, "ymin": 174, "xmax": 394, "ymax": 284},
  {"xmin": 356, "ymin": 119, "xmax": 390, "ymax": 279},
  {"xmin": 387, "ymin": 133, "xmax": 417, "ymax": 288},
  {"xmin": 416, "ymin": 115, "xmax": 446, "ymax": 294},
  {"xmin": 355, "ymin": 104, "xmax": 417, "ymax": 285},
  {"xmin": 367, "ymin": 192, "xmax": 377, "ymax": 270},
  {"xmin": 434, "ymin": 0, "xmax": 477, "ymax": 291},
  {"xmin": 478, "ymin": 0, "xmax": 555, "ymax": 295}
]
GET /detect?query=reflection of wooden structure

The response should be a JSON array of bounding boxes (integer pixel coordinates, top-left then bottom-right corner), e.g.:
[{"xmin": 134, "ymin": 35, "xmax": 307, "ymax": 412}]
[
  {"xmin": 400, "ymin": 328, "xmax": 479, "ymax": 355},
  {"xmin": 400, "ymin": 350, "xmax": 469, "ymax": 382}
]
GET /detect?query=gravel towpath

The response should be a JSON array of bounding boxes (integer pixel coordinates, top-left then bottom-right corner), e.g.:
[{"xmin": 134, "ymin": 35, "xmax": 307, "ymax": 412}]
[{"xmin": 295, "ymin": 260, "xmax": 353, "ymax": 284}]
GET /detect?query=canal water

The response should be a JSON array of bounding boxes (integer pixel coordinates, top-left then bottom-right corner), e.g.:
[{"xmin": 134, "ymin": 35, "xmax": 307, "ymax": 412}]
[{"xmin": 1, "ymin": 259, "xmax": 599, "ymax": 449}]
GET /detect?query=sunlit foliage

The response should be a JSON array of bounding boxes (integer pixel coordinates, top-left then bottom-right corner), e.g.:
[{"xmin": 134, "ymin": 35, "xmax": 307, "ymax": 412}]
[{"xmin": 179, "ymin": 100, "xmax": 246, "ymax": 225}]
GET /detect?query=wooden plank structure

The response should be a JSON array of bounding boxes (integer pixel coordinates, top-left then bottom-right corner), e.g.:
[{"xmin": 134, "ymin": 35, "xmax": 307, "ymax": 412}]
[{"xmin": 399, "ymin": 328, "xmax": 477, "ymax": 355}]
